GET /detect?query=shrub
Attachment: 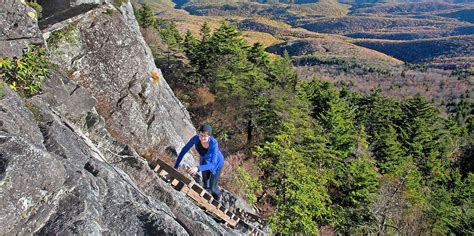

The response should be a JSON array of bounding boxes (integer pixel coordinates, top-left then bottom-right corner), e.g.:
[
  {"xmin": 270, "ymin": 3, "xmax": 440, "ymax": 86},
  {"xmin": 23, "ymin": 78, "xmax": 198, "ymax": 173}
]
[
  {"xmin": 113, "ymin": 0, "xmax": 128, "ymax": 7},
  {"xmin": 236, "ymin": 166, "xmax": 262, "ymax": 205},
  {"xmin": 194, "ymin": 87, "xmax": 215, "ymax": 107},
  {"xmin": 0, "ymin": 46, "xmax": 49, "ymax": 97},
  {"xmin": 220, "ymin": 153, "xmax": 262, "ymax": 205},
  {"xmin": 0, "ymin": 83, "xmax": 4, "ymax": 98},
  {"xmin": 26, "ymin": 0, "xmax": 43, "ymax": 19},
  {"xmin": 47, "ymin": 24, "xmax": 77, "ymax": 50}
]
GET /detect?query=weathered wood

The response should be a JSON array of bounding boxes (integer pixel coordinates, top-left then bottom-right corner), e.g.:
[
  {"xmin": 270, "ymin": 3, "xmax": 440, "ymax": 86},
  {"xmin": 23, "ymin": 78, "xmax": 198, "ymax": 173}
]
[
  {"xmin": 152, "ymin": 158, "xmax": 193, "ymax": 185},
  {"xmin": 150, "ymin": 158, "xmax": 244, "ymax": 228},
  {"xmin": 186, "ymin": 188, "xmax": 238, "ymax": 226},
  {"xmin": 158, "ymin": 169, "xmax": 168, "ymax": 177},
  {"xmin": 181, "ymin": 185, "xmax": 190, "ymax": 193},
  {"xmin": 171, "ymin": 179, "xmax": 179, "ymax": 186}
]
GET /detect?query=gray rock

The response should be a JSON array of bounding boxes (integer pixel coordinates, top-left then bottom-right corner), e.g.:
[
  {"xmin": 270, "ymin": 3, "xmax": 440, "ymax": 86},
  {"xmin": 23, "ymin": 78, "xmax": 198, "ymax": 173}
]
[
  {"xmin": 0, "ymin": 1, "xmax": 260, "ymax": 234},
  {"xmin": 38, "ymin": 0, "xmax": 110, "ymax": 19},
  {"xmin": 0, "ymin": 83, "xmax": 44, "ymax": 147},
  {"xmin": 0, "ymin": 102, "xmax": 187, "ymax": 234},
  {"xmin": 28, "ymin": 64, "xmax": 238, "ymax": 235},
  {"xmin": 0, "ymin": 133, "xmax": 65, "ymax": 234},
  {"xmin": 45, "ymin": 3, "xmax": 197, "ymax": 169},
  {"xmin": 0, "ymin": 0, "xmax": 44, "ymax": 58}
]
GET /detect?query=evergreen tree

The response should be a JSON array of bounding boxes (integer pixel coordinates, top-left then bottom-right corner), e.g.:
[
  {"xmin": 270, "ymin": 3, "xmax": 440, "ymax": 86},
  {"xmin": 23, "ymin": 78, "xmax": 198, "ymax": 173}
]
[
  {"xmin": 372, "ymin": 125, "xmax": 405, "ymax": 175},
  {"xmin": 353, "ymin": 91, "xmax": 402, "ymax": 142},
  {"xmin": 200, "ymin": 22, "xmax": 212, "ymax": 43},
  {"xmin": 159, "ymin": 14, "xmax": 474, "ymax": 234},
  {"xmin": 158, "ymin": 20, "xmax": 182, "ymax": 48},
  {"xmin": 255, "ymin": 112, "xmax": 334, "ymax": 233},
  {"xmin": 248, "ymin": 42, "xmax": 271, "ymax": 69},
  {"xmin": 269, "ymin": 50, "xmax": 297, "ymax": 89},
  {"xmin": 137, "ymin": 3, "xmax": 156, "ymax": 28},
  {"xmin": 183, "ymin": 30, "xmax": 199, "ymax": 61}
]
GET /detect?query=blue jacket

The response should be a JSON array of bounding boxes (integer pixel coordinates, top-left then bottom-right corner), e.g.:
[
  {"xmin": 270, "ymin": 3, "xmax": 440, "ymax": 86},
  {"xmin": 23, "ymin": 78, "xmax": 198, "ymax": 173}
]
[{"xmin": 174, "ymin": 135, "xmax": 224, "ymax": 174}]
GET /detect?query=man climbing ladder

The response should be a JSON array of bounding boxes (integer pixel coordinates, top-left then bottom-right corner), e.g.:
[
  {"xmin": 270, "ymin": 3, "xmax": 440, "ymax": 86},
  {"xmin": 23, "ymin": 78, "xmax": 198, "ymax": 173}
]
[{"xmin": 174, "ymin": 124, "xmax": 225, "ymax": 200}]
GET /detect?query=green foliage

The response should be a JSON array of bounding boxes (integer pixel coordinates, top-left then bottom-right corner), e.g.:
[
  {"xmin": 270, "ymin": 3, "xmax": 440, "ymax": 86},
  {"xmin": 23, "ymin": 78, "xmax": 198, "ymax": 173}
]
[
  {"xmin": 47, "ymin": 24, "xmax": 77, "ymax": 50},
  {"xmin": 255, "ymin": 121, "xmax": 334, "ymax": 234},
  {"xmin": 0, "ymin": 82, "xmax": 5, "ymax": 99},
  {"xmin": 427, "ymin": 172, "xmax": 474, "ymax": 234},
  {"xmin": 136, "ymin": 3, "xmax": 156, "ymax": 28},
  {"xmin": 296, "ymin": 54, "xmax": 392, "ymax": 75},
  {"xmin": 155, "ymin": 16, "xmax": 473, "ymax": 235},
  {"xmin": 0, "ymin": 46, "xmax": 49, "ymax": 97},
  {"xmin": 26, "ymin": 0, "xmax": 43, "ymax": 19},
  {"xmin": 183, "ymin": 30, "xmax": 199, "ymax": 57},
  {"xmin": 112, "ymin": 0, "xmax": 128, "ymax": 7},
  {"xmin": 157, "ymin": 20, "xmax": 183, "ymax": 48},
  {"xmin": 304, "ymin": 80, "xmax": 357, "ymax": 157},
  {"xmin": 236, "ymin": 167, "xmax": 262, "ymax": 205},
  {"xmin": 373, "ymin": 125, "xmax": 405, "ymax": 175},
  {"xmin": 269, "ymin": 50, "xmax": 297, "ymax": 89},
  {"xmin": 334, "ymin": 155, "xmax": 379, "ymax": 231}
]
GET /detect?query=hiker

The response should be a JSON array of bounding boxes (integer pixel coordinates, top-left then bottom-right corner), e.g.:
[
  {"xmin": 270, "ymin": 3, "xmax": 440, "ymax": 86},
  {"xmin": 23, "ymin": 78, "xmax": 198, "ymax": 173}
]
[{"xmin": 174, "ymin": 124, "xmax": 224, "ymax": 200}]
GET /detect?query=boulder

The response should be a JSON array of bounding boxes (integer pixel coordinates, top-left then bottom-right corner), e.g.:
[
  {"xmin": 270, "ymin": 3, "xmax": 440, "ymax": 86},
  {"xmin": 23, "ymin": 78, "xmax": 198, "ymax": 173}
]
[
  {"xmin": 0, "ymin": 0, "xmax": 44, "ymax": 57},
  {"xmin": 0, "ymin": 83, "xmax": 44, "ymax": 147},
  {"xmin": 38, "ymin": 0, "xmax": 110, "ymax": 19},
  {"xmin": 29, "ymin": 69, "xmax": 237, "ymax": 235},
  {"xmin": 0, "ymin": 79, "xmax": 189, "ymax": 234},
  {"xmin": 0, "ymin": 1, "xmax": 259, "ymax": 234},
  {"xmin": 44, "ymin": 3, "xmax": 197, "ymax": 169}
]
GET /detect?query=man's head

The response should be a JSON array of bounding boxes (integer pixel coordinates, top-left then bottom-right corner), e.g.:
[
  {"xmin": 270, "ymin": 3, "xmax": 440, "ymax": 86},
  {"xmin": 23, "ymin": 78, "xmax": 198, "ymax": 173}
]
[{"xmin": 198, "ymin": 124, "xmax": 212, "ymax": 142}]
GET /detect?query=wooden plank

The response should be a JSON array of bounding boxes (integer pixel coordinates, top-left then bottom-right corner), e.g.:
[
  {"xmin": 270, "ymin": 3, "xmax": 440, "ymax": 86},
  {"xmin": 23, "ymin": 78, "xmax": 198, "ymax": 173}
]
[
  {"xmin": 149, "ymin": 160, "xmax": 242, "ymax": 227},
  {"xmin": 153, "ymin": 158, "xmax": 193, "ymax": 185},
  {"xmin": 158, "ymin": 169, "xmax": 168, "ymax": 177},
  {"xmin": 171, "ymin": 179, "xmax": 179, "ymax": 186},
  {"xmin": 181, "ymin": 185, "xmax": 190, "ymax": 193},
  {"xmin": 186, "ymin": 188, "xmax": 238, "ymax": 226}
]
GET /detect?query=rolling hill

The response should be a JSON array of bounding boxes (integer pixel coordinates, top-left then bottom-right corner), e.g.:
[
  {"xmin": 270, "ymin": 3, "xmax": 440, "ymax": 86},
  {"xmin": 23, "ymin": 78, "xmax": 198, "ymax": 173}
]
[
  {"xmin": 139, "ymin": 0, "xmax": 473, "ymax": 102},
  {"xmin": 353, "ymin": 35, "xmax": 474, "ymax": 64}
]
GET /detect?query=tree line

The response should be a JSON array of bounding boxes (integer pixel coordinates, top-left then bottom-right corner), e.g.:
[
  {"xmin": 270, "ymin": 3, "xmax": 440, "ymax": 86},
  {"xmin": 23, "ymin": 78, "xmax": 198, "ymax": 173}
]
[{"xmin": 135, "ymin": 4, "xmax": 473, "ymax": 234}]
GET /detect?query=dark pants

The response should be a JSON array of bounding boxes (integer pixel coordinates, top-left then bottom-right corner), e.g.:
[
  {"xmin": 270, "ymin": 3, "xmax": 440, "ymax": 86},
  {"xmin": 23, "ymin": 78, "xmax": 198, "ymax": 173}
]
[{"xmin": 202, "ymin": 167, "xmax": 222, "ymax": 200}]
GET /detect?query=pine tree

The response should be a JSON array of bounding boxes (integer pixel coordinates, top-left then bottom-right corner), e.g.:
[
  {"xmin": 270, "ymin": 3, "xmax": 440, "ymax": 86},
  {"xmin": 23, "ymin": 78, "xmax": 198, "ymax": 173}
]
[
  {"xmin": 248, "ymin": 42, "xmax": 270, "ymax": 69},
  {"xmin": 183, "ymin": 30, "xmax": 199, "ymax": 61},
  {"xmin": 200, "ymin": 22, "xmax": 212, "ymax": 43},
  {"xmin": 372, "ymin": 125, "xmax": 405, "ymax": 175},
  {"xmin": 137, "ymin": 3, "xmax": 156, "ymax": 28},
  {"xmin": 159, "ymin": 20, "xmax": 182, "ymax": 48},
  {"xmin": 270, "ymin": 50, "xmax": 297, "ymax": 89},
  {"xmin": 255, "ymin": 119, "xmax": 334, "ymax": 234}
]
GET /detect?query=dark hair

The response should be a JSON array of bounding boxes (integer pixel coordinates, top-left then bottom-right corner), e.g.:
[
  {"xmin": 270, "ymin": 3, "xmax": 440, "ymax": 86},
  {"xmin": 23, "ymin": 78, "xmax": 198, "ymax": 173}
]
[{"xmin": 198, "ymin": 124, "xmax": 212, "ymax": 135}]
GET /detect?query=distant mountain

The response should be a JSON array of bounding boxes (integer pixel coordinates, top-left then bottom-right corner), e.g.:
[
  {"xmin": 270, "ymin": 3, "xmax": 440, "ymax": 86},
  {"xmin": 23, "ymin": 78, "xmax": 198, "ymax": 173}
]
[
  {"xmin": 440, "ymin": 8, "xmax": 474, "ymax": 23},
  {"xmin": 354, "ymin": 35, "xmax": 474, "ymax": 64}
]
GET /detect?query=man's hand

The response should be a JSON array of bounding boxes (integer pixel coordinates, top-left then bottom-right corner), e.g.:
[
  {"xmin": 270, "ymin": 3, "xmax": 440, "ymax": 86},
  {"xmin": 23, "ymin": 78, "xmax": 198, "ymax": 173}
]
[{"xmin": 188, "ymin": 166, "xmax": 199, "ymax": 175}]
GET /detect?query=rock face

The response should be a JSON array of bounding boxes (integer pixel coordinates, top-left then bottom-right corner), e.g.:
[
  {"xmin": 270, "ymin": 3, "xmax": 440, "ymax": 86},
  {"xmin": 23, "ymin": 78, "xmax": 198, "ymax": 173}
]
[
  {"xmin": 0, "ymin": 83, "xmax": 188, "ymax": 235},
  {"xmin": 0, "ymin": 0, "xmax": 254, "ymax": 235},
  {"xmin": 0, "ymin": 0, "xmax": 44, "ymax": 57},
  {"xmin": 45, "ymin": 2, "xmax": 197, "ymax": 169},
  {"xmin": 38, "ymin": 0, "xmax": 109, "ymax": 19}
]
